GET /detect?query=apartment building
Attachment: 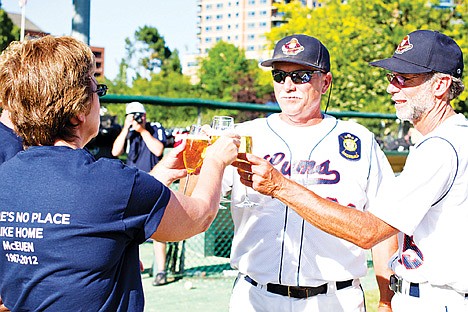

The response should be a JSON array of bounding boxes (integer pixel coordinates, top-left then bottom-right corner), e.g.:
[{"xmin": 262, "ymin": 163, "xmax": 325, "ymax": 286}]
[
  {"xmin": 197, "ymin": 0, "xmax": 322, "ymax": 58},
  {"xmin": 182, "ymin": 0, "xmax": 321, "ymax": 80}
]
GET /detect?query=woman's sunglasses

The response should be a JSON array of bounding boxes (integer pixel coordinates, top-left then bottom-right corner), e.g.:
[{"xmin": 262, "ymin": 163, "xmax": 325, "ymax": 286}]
[{"xmin": 93, "ymin": 84, "xmax": 108, "ymax": 97}]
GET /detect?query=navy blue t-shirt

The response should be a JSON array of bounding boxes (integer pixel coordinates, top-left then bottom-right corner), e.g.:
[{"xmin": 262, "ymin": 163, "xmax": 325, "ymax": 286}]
[
  {"xmin": 0, "ymin": 121, "xmax": 23, "ymax": 165},
  {"xmin": 126, "ymin": 122, "xmax": 167, "ymax": 172},
  {"xmin": 0, "ymin": 146, "xmax": 171, "ymax": 311}
]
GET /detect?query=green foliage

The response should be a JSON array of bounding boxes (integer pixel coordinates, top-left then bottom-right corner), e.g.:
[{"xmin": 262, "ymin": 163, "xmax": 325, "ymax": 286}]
[
  {"xmin": 267, "ymin": 0, "xmax": 467, "ymax": 113},
  {"xmin": 130, "ymin": 72, "xmax": 200, "ymax": 127},
  {"xmin": 0, "ymin": 9, "xmax": 20, "ymax": 51},
  {"xmin": 198, "ymin": 41, "xmax": 253, "ymax": 101},
  {"xmin": 133, "ymin": 26, "xmax": 172, "ymax": 73},
  {"xmin": 117, "ymin": 25, "xmax": 183, "ymax": 83},
  {"xmin": 197, "ymin": 41, "xmax": 274, "ymax": 121},
  {"xmin": 106, "ymin": 36, "xmax": 276, "ymax": 127},
  {"xmin": 105, "ymin": 70, "xmax": 201, "ymax": 128},
  {"xmin": 104, "ymin": 26, "xmax": 199, "ymax": 128},
  {"xmin": 165, "ymin": 49, "xmax": 183, "ymax": 74}
]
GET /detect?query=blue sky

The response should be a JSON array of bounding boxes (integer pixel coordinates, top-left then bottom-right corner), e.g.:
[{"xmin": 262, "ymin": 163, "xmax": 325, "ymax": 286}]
[{"xmin": 2, "ymin": 0, "xmax": 198, "ymax": 80}]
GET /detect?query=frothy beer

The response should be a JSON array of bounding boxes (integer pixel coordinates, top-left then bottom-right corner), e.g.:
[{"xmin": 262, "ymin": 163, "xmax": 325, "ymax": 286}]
[
  {"xmin": 183, "ymin": 136, "xmax": 210, "ymax": 174},
  {"xmin": 238, "ymin": 136, "xmax": 252, "ymax": 154}
]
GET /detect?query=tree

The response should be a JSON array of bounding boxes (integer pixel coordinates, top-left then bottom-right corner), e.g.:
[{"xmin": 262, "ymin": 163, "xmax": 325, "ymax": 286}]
[
  {"xmin": 113, "ymin": 25, "xmax": 183, "ymax": 86},
  {"xmin": 164, "ymin": 49, "xmax": 182, "ymax": 75},
  {"xmin": 197, "ymin": 41, "xmax": 275, "ymax": 121},
  {"xmin": 198, "ymin": 41, "xmax": 257, "ymax": 101},
  {"xmin": 267, "ymin": 0, "xmax": 467, "ymax": 113},
  {"xmin": 130, "ymin": 71, "xmax": 200, "ymax": 127},
  {"xmin": 105, "ymin": 26, "xmax": 200, "ymax": 127},
  {"xmin": 0, "ymin": 9, "xmax": 19, "ymax": 51}
]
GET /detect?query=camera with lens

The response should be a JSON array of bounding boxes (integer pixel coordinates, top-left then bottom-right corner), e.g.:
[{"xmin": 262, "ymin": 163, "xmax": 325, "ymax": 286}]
[{"xmin": 133, "ymin": 112, "xmax": 144, "ymax": 124}]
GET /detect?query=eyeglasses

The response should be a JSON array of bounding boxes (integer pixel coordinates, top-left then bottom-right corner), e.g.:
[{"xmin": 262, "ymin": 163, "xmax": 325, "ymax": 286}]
[
  {"xmin": 89, "ymin": 76, "xmax": 108, "ymax": 97},
  {"xmin": 93, "ymin": 84, "xmax": 108, "ymax": 97},
  {"xmin": 272, "ymin": 69, "xmax": 322, "ymax": 84},
  {"xmin": 386, "ymin": 73, "xmax": 426, "ymax": 88}
]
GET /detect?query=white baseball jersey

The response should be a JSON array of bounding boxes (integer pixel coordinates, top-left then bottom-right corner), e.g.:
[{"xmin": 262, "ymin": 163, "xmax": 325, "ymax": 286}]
[
  {"xmin": 224, "ymin": 113, "xmax": 394, "ymax": 287},
  {"xmin": 370, "ymin": 113, "xmax": 468, "ymax": 293}
]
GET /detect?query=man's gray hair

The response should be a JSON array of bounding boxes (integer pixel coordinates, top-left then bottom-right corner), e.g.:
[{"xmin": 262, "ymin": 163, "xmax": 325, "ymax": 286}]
[{"xmin": 432, "ymin": 72, "xmax": 465, "ymax": 100}]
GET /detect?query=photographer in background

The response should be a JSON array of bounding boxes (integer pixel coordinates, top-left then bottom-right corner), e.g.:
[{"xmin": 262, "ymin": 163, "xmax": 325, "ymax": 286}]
[
  {"xmin": 112, "ymin": 102, "xmax": 166, "ymax": 171},
  {"xmin": 112, "ymin": 101, "xmax": 169, "ymax": 286}
]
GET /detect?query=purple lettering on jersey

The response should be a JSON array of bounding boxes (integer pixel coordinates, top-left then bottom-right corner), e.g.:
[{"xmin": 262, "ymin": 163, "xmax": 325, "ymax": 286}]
[
  {"xmin": 295, "ymin": 160, "xmax": 317, "ymax": 174},
  {"xmin": 265, "ymin": 153, "xmax": 286, "ymax": 166},
  {"xmin": 264, "ymin": 153, "xmax": 340, "ymax": 185},
  {"xmin": 281, "ymin": 161, "xmax": 291, "ymax": 176},
  {"xmin": 316, "ymin": 160, "xmax": 340, "ymax": 184}
]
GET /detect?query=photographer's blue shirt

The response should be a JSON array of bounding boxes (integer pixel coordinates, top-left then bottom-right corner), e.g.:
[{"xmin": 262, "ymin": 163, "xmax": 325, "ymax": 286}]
[
  {"xmin": 0, "ymin": 121, "xmax": 23, "ymax": 164},
  {"xmin": 127, "ymin": 122, "xmax": 167, "ymax": 172},
  {"xmin": 0, "ymin": 146, "xmax": 170, "ymax": 311}
]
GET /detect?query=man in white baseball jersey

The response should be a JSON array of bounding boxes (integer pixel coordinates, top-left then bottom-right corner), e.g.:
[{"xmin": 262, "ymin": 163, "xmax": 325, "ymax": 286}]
[
  {"xmin": 237, "ymin": 30, "xmax": 467, "ymax": 311},
  {"xmin": 225, "ymin": 34, "xmax": 396, "ymax": 311}
]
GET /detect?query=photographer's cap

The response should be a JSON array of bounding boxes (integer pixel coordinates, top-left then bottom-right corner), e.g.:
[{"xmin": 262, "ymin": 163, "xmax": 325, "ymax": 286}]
[
  {"xmin": 126, "ymin": 102, "xmax": 146, "ymax": 115},
  {"xmin": 370, "ymin": 30, "xmax": 463, "ymax": 78},
  {"xmin": 260, "ymin": 34, "xmax": 330, "ymax": 72}
]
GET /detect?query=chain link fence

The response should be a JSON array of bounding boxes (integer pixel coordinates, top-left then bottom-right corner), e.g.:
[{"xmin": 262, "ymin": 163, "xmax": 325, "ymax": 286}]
[
  {"xmin": 159, "ymin": 182, "xmax": 235, "ymax": 278},
  {"xmin": 141, "ymin": 210, "xmax": 235, "ymax": 279}
]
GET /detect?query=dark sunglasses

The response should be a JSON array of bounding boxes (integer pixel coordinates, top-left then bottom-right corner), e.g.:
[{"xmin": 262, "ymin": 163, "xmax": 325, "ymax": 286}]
[
  {"xmin": 93, "ymin": 84, "xmax": 108, "ymax": 97},
  {"xmin": 386, "ymin": 73, "xmax": 427, "ymax": 87},
  {"xmin": 272, "ymin": 69, "xmax": 322, "ymax": 84}
]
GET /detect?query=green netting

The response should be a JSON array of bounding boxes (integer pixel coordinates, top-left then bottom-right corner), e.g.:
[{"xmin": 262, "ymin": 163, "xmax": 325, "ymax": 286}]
[{"xmin": 158, "ymin": 182, "xmax": 234, "ymax": 278}]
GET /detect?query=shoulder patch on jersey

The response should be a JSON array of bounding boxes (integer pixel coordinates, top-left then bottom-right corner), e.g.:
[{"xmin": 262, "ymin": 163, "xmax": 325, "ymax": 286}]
[{"xmin": 339, "ymin": 132, "xmax": 361, "ymax": 161}]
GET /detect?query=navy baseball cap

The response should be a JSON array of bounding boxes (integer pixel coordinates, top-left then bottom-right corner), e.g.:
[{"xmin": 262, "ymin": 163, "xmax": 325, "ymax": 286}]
[
  {"xmin": 260, "ymin": 34, "xmax": 330, "ymax": 72},
  {"xmin": 370, "ymin": 30, "xmax": 464, "ymax": 78}
]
